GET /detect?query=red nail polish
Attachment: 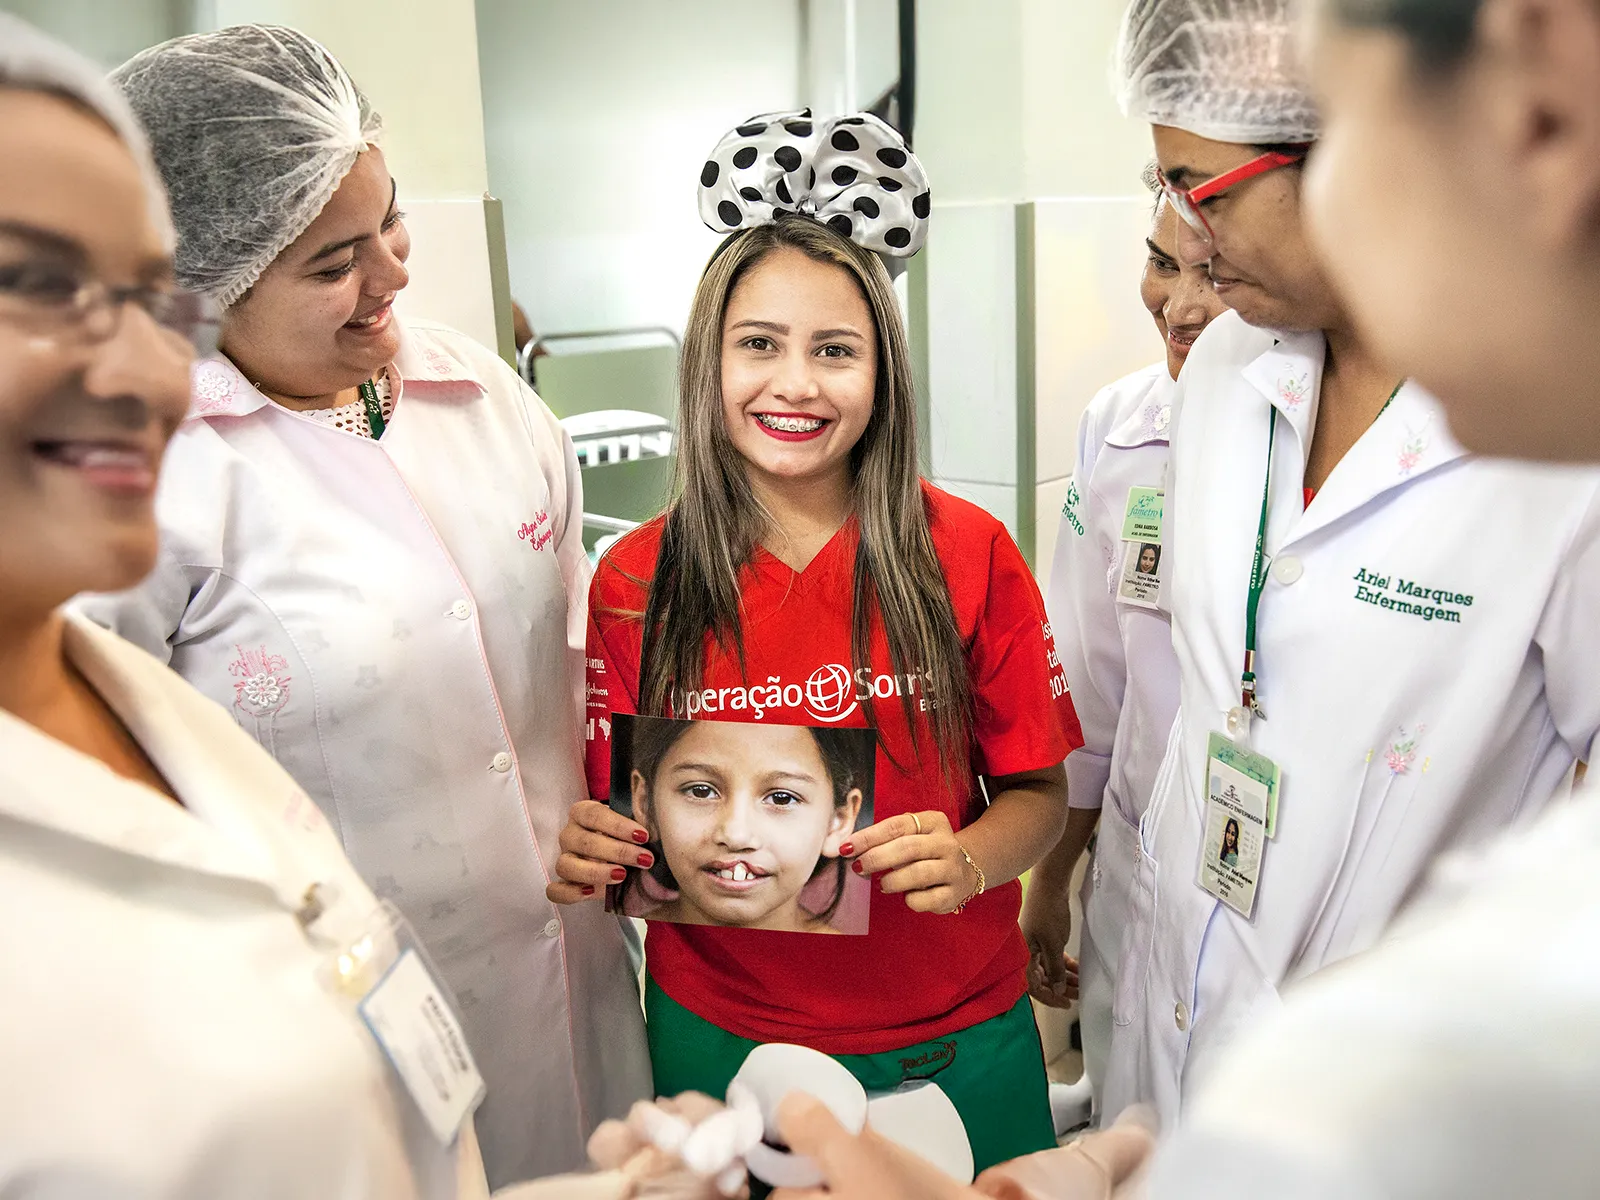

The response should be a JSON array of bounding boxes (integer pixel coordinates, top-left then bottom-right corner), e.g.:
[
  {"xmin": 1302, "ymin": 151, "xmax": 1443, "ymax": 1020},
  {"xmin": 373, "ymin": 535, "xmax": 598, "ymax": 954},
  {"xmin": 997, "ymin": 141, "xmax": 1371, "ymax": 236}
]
[
  {"xmin": 611, "ymin": 866, "xmax": 628, "ymax": 882},
  {"xmin": 637, "ymin": 853, "xmax": 654, "ymax": 868},
  {"xmin": 852, "ymin": 860, "xmax": 864, "ymax": 874},
  {"xmin": 839, "ymin": 842, "xmax": 854, "ymax": 857},
  {"xmin": 632, "ymin": 829, "xmax": 650, "ymax": 844},
  {"xmin": 581, "ymin": 885, "xmax": 595, "ymax": 897}
]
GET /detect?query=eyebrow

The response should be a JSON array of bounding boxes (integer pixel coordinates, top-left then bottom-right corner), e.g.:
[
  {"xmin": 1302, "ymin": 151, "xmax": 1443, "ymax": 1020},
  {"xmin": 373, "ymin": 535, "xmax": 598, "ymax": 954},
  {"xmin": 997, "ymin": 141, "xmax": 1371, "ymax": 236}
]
[
  {"xmin": 305, "ymin": 178, "xmax": 398, "ymax": 264},
  {"xmin": 0, "ymin": 219, "xmax": 87, "ymax": 263},
  {"xmin": 1145, "ymin": 237, "xmax": 1177, "ymax": 262},
  {"xmin": 727, "ymin": 319, "xmax": 866, "ymax": 342},
  {"xmin": 0, "ymin": 219, "xmax": 172, "ymax": 282},
  {"xmin": 1160, "ymin": 166, "xmax": 1202, "ymax": 189}
]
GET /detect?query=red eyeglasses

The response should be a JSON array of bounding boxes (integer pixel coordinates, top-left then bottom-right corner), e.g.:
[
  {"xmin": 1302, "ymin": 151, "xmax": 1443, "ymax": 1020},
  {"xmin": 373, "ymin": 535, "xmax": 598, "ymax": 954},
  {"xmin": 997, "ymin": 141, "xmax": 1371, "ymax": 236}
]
[{"xmin": 1157, "ymin": 147, "xmax": 1310, "ymax": 246}]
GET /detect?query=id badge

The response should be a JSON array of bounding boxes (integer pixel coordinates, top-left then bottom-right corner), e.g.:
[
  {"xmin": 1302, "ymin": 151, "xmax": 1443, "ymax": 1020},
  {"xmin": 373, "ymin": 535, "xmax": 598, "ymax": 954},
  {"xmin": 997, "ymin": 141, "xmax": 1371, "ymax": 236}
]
[
  {"xmin": 325, "ymin": 901, "xmax": 486, "ymax": 1146},
  {"xmin": 1117, "ymin": 486, "xmax": 1165, "ymax": 609},
  {"xmin": 1197, "ymin": 732, "xmax": 1281, "ymax": 919}
]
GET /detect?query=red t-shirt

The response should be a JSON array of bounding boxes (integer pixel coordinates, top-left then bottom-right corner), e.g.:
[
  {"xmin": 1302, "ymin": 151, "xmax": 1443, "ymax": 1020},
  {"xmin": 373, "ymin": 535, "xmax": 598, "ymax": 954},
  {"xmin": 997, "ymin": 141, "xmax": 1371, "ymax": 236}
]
[{"xmin": 584, "ymin": 485, "xmax": 1083, "ymax": 1054}]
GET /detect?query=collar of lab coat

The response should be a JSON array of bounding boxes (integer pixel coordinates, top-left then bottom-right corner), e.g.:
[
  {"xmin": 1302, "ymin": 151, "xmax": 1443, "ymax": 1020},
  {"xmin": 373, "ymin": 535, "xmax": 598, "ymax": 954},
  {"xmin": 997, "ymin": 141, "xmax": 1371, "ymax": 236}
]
[
  {"xmin": 1104, "ymin": 367, "xmax": 1175, "ymax": 449},
  {"xmin": 1242, "ymin": 331, "xmax": 1468, "ymax": 547},
  {"xmin": 0, "ymin": 614, "xmax": 330, "ymax": 915},
  {"xmin": 183, "ymin": 316, "xmax": 488, "ymax": 423}
]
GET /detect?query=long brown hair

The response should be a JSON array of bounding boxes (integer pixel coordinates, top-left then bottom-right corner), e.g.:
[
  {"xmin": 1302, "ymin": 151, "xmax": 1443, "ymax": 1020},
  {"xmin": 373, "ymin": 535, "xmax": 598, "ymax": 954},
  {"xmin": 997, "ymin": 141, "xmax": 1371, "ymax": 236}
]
[{"xmin": 636, "ymin": 215, "xmax": 973, "ymax": 773}]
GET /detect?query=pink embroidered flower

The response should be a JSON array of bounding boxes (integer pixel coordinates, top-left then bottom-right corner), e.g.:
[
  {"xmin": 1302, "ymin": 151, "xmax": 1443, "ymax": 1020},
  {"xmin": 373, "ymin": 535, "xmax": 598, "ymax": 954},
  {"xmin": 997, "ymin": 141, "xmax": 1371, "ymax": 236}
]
[
  {"xmin": 1278, "ymin": 374, "xmax": 1310, "ymax": 408},
  {"xmin": 229, "ymin": 645, "xmax": 291, "ymax": 718},
  {"xmin": 1398, "ymin": 429, "xmax": 1429, "ymax": 476},
  {"xmin": 424, "ymin": 347, "xmax": 455, "ymax": 376},
  {"xmin": 192, "ymin": 360, "xmax": 238, "ymax": 414},
  {"xmin": 1384, "ymin": 726, "xmax": 1425, "ymax": 776}
]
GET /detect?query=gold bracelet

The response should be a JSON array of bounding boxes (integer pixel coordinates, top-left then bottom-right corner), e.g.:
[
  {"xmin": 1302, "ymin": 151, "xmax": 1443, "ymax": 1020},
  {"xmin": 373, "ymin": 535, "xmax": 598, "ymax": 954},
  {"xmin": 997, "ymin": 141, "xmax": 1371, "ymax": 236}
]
[{"xmin": 952, "ymin": 844, "xmax": 986, "ymax": 914}]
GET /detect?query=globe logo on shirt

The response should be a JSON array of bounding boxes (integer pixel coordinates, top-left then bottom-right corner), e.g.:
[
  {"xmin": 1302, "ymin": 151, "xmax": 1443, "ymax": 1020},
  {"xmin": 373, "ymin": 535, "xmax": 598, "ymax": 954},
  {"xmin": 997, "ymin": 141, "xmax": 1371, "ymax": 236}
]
[{"xmin": 804, "ymin": 663, "xmax": 859, "ymax": 723}]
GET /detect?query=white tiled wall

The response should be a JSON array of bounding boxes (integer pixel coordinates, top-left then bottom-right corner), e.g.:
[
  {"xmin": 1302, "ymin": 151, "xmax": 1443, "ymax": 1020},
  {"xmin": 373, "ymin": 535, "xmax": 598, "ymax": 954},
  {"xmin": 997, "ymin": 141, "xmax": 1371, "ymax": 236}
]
[
  {"xmin": 1028, "ymin": 195, "xmax": 1165, "ymax": 586},
  {"xmin": 925, "ymin": 201, "xmax": 1020, "ymax": 495},
  {"xmin": 392, "ymin": 198, "xmax": 502, "ymax": 358}
]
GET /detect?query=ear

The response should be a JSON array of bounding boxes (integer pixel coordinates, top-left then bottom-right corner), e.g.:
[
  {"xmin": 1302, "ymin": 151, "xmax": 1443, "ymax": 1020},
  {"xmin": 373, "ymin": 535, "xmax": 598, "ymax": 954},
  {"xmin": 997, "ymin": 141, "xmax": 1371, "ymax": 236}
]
[
  {"xmin": 630, "ymin": 769, "xmax": 652, "ymax": 828},
  {"xmin": 1478, "ymin": 0, "xmax": 1600, "ymax": 246},
  {"xmin": 820, "ymin": 788, "xmax": 865, "ymax": 857}
]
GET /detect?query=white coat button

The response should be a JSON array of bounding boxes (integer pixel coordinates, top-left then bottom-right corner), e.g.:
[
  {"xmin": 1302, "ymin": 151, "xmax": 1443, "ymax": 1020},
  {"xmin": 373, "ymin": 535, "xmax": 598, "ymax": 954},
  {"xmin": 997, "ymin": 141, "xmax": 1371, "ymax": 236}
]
[
  {"xmin": 450, "ymin": 599, "xmax": 472, "ymax": 620},
  {"xmin": 490, "ymin": 752, "xmax": 512, "ymax": 773},
  {"xmin": 1175, "ymin": 1002, "xmax": 1190, "ymax": 1032},
  {"xmin": 1271, "ymin": 555, "xmax": 1304, "ymax": 585},
  {"xmin": 542, "ymin": 918, "xmax": 561, "ymax": 939}
]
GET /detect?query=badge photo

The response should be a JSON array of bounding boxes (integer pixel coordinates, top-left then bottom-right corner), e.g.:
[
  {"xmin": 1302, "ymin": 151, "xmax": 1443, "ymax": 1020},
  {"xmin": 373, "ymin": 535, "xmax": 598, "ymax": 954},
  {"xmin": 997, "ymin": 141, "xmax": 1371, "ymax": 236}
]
[
  {"xmin": 606, "ymin": 714, "xmax": 876, "ymax": 935},
  {"xmin": 1197, "ymin": 751, "xmax": 1270, "ymax": 919},
  {"xmin": 1118, "ymin": 540, "xmax": 1163, "ymax": 608}
]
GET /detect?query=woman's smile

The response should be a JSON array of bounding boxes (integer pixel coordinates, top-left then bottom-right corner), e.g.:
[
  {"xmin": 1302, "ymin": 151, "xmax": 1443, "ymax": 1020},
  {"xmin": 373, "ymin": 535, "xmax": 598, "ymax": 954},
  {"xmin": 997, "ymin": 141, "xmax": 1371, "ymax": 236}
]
[{"xmin": 752, "ymin": 411, "xmax": 831, "ymax": 441}]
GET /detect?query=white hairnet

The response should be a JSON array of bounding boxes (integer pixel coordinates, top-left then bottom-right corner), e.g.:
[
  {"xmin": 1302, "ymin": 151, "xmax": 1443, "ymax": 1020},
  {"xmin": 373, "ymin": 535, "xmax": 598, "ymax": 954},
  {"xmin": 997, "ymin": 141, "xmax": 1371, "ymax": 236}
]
[
  {"xmin": 1116, "ymin": 0, "xmax": 1320, "ymax": 144},
  {"xmin": 0, "ymin": 13, "xmax": 174, "ymax": 250},
  {"xmin": 111, "ymin": 25, "xmax": 383, "ymax": 308}
]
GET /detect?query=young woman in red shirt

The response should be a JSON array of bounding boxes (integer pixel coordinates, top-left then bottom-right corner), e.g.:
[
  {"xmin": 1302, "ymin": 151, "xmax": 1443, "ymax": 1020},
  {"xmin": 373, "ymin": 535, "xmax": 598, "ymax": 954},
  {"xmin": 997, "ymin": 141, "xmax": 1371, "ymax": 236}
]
[{"xmin": 548, "ymin": 109, "xmax": 1081, "ymax": 1171}]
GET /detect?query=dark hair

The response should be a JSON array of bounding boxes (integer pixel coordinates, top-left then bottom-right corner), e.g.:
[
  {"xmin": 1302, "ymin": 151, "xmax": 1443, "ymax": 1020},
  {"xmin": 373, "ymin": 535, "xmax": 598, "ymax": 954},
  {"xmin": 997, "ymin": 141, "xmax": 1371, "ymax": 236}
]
[
  {"xmin": 619, "ymin": 718, "xmax": 874, "ymax": 925},
  {"xmin": 1332, "ymin": 0, "xmax": 1482, "ymax": 69}
]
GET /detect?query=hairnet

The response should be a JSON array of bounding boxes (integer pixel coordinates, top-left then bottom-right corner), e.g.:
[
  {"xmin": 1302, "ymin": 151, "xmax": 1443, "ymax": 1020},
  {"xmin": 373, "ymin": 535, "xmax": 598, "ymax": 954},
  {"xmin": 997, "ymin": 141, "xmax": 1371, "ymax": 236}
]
[
  {"xmin": 111, "ymin": 24, "xmax": 383, "ymax": 308},
  {"xmin": 1115, "ymin": 0, "xmax": 1321, "ymax": 144},
  {"xmin": 0, "ymin": 13, "xmax": 174, "ymax": 251}
]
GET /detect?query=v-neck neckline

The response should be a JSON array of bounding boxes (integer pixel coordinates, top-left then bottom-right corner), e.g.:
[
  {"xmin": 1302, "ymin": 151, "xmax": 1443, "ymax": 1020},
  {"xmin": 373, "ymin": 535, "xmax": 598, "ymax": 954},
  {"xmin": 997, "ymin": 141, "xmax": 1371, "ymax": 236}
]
[{"xmin": 750, "ymin": 515, "xmax": 859, "ymax": 586}]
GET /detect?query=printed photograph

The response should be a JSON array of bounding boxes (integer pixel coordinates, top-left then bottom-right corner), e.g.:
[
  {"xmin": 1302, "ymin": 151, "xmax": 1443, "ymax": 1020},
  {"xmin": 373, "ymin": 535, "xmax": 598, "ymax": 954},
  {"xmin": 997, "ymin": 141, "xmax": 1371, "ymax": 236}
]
[{"xmin": 607, "ymin": 714, "xmax": 876, "ymax": 934}]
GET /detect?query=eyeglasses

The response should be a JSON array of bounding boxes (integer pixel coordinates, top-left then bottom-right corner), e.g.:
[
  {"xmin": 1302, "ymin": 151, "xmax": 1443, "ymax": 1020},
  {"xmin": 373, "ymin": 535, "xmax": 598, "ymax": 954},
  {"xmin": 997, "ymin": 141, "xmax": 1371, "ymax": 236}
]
[
  {"xmin": 0, "ymin": 263, "xmax": 220, "ymax": 356},
  {"xmin": 1157, "ymin": 147, "xmax": 1310, "ymax": 246}
]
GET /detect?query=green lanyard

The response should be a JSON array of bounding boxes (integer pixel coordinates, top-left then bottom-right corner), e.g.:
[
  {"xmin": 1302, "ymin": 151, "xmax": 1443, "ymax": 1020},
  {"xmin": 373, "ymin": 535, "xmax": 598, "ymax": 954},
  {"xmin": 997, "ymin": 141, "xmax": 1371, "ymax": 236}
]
[
  {"xmin": 358, "ymin": 377, "xmax": 386, "ymax": 439},
  {"xmin": 1239, "ymin": 379, "xmax": 1405, "ymax": 718},
  {"xmin": 1239, "ymin": 408, "xmax": 1277, "ymax": 717}
]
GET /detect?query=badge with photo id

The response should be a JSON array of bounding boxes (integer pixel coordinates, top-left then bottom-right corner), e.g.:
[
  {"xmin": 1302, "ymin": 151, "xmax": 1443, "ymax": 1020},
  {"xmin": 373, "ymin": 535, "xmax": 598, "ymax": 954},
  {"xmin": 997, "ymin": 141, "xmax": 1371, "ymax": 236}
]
[
  {"xmin": 1198, "ymin": 733, "xmax": 1282, "ymax": 918},
  {"xmin": 1117, "ymin": 487, "xmax": 1165, "ymax": 609}
]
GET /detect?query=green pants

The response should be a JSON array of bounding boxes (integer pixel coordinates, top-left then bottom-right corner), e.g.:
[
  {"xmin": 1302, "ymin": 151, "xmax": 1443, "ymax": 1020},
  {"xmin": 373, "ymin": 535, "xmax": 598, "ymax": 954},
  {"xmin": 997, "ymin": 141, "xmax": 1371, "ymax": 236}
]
[{"xmin": 644, "ymin": 976, "xmax": 1054, "ymax": 1175}]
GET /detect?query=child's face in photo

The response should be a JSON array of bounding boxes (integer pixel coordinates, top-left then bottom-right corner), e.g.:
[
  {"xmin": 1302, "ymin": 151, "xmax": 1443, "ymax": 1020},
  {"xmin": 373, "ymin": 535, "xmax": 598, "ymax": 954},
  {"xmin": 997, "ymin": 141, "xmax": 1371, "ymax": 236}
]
[{"xmin": 632, "ymin": 722, "xmax": 862, "ymax": 930}]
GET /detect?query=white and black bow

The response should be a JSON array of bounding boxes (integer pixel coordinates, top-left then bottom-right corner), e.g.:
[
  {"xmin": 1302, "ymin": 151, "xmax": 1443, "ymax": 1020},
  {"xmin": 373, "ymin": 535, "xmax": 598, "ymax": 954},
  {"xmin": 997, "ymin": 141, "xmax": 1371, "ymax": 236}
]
[{"xmin": 697, "ymin": 108, "xmax": 931, "ymax": 257}]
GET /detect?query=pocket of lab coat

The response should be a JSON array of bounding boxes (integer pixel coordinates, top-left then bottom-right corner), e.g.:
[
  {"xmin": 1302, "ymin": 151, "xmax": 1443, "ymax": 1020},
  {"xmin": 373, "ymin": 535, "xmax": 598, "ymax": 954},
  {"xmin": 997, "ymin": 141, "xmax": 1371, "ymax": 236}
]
[{"xmin": 1112, "ymin": 723, "xmax": 1183, "ymax": 1028}]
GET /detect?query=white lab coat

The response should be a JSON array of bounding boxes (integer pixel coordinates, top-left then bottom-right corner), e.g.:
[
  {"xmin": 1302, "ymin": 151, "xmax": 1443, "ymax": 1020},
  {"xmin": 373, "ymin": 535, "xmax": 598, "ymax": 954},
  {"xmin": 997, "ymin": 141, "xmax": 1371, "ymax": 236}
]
[
  {"xmin": 1148, "ymin": 786, "xmax": 1600, "ymax": 1200},
  {"xmin": 1103, "ymin": 312, "xmax": 1600, "ymax": 1124},
  {"xmin": 75, "ymin": 318, "xmax": 651, "ymax": 1188},
  {"xmin": 1045, "ymin": 362, "xmax": 1182, "ymax": 1108},
  {"xmin": 0, "ymin": 613, "xmax": 489, "ymax": 1200}
]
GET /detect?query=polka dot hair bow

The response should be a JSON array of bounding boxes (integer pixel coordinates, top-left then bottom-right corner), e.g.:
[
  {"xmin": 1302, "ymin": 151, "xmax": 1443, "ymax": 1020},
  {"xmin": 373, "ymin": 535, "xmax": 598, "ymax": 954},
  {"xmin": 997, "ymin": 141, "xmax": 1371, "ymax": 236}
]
[{"xmin": 698, "ymin": 108, "xmax": 931, "ymax": 257}]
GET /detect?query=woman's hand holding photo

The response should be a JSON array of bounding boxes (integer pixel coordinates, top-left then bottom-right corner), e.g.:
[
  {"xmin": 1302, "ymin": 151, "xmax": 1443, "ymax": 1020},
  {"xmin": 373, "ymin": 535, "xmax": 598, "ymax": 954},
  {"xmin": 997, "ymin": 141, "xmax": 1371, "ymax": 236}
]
[
  {"xmin": 548, "ymin": 800, "xmax": 655, "ymax": 904},
  {"xmin": 843, "ymin": 810, "xmax": 982, "ymax": 915}
]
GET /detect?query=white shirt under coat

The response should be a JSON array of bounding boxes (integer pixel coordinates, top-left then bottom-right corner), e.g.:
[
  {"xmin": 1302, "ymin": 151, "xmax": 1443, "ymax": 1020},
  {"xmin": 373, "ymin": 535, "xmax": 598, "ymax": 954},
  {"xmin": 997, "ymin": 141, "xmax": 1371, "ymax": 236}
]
[
  {"xmin": 0, "ymin": 613, "xmax": 488, "ymax": 1199},
  {"xmin": 1102, "ymin": 311, "xmax": 1600, "ymax": 1124},
  {"xmin": 1045, "ymin": 362, "xmax": 1183, "ymax": 1105},
  {"xmin": 75, "ymin": 318, "xmax": 651, "ymax": 1188}
]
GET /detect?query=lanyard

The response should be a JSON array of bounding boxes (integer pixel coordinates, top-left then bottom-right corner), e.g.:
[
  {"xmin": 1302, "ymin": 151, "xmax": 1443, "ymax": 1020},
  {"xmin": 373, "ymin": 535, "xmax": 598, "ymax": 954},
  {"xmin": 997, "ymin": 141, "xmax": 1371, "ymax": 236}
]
[
  {"xmin": 1239, "ymin": 408, "xmax": 1277, "ymax": 717},
  {"xmin": 1238, "ymin": 379, "xmax": 1405, "ymax": 718},
  {"xmin": 358, "ymin": 377, "xmax": 386, "ymax": 439}
]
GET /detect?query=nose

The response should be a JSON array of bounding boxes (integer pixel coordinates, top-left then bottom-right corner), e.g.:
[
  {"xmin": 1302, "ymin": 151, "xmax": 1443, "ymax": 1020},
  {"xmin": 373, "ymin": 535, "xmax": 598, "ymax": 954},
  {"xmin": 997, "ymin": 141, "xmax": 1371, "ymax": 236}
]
[
  {"xmin": 715, "ymin": 793, "xmax": 759, "ymax": 851},
  {"xmin": 770, "ymin": 345, "xmax": 821, "ymax": 405},
  {"xmin": 1165, "ymin": 264, "xmax": 1214, "ymax": 329},
  {"xmin": 369, "ymin": 235, "xmax": 410, "ymax": 297},
  {"xmin": 1175, "ymin": 217, "xmax": 1213, "ymax": 269},
  {"xmin": 81, "ymin": 304, "xmax": 194, "ymax": 429}
]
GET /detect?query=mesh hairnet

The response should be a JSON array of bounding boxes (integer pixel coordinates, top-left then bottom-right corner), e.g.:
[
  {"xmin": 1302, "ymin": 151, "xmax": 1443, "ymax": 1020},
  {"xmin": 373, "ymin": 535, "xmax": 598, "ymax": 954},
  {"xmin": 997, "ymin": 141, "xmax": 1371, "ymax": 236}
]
[
  {"xmin": 111, "ymin": 24, "xmax": 383, "ymax": 308},
  {"xmin": 1115, "ymin": 0, "xmax": 1321, "ymax": 144},
  {"xmin": 0, "ymin": 13, "xmax": 174, "ymax": 251}
]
